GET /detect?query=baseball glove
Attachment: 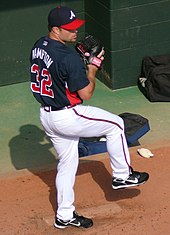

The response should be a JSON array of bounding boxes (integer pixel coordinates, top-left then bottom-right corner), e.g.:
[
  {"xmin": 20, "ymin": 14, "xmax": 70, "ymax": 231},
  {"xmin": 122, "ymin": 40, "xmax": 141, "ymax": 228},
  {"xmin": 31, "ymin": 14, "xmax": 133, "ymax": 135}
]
[{"xmin": 75, "ymin": 34, "xmax": 104, "ymax": 69}]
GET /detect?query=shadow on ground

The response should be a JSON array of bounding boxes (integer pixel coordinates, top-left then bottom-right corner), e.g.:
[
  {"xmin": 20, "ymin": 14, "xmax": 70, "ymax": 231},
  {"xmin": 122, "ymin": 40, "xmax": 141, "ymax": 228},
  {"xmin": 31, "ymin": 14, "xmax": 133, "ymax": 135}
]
[{"xmin": 9, "ymin": 124, "xmax": 140, "ymax": 213}]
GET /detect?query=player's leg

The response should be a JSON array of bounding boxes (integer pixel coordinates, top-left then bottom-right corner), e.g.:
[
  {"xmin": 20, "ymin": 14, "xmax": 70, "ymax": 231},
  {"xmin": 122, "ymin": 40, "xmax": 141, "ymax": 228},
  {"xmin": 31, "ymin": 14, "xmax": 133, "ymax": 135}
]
[
  {"xmin": 51, "ymin": 136, "xmax": 93, "ymax": 228},
  {"xmin": 40, "ymin": 108, "xmax": 78, "ymax": 220},
  {"xmin": 52, "ymin": 136, "xmax": 79, "ymax": 217},
  {"xmin": 72, "ymin": 105, "xmax": 130, "ymax": 179},
  {"xmin": 39, "ymin": 107, "xmax": 93, "ymax": 228},
  {"xmin": 72, "ymin": 105, "xmax": 149, "ymax": 189}
]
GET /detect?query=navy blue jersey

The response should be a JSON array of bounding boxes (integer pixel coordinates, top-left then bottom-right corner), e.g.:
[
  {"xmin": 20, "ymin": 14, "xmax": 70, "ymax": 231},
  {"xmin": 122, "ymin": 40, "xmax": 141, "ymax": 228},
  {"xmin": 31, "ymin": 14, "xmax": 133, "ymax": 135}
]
[{"xmin": 30, "ymin": 36, "xmax": 89, "ymax": 108}]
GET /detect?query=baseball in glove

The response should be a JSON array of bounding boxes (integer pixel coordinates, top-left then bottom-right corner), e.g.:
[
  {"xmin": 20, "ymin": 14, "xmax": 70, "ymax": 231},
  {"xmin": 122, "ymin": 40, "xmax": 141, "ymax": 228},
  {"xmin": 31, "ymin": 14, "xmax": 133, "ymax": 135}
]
[{"xmin": 75, "ymin": 34, "xmax": 104, "ymax": 69}]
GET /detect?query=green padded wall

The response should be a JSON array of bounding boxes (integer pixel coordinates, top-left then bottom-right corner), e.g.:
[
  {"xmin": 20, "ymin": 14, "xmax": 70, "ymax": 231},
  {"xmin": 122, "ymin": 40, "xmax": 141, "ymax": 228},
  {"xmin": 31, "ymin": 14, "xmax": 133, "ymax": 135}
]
[
  {"xmin": 0, "ymin": 0, "xmax": 85, "ymax": 86},
  {"xmin": 2, "ymin": 0, "xmax": 170, "ymax": 90},
  {"xmin": 85, "ymin": 0, "xmax": 170, "ymax": 89}
]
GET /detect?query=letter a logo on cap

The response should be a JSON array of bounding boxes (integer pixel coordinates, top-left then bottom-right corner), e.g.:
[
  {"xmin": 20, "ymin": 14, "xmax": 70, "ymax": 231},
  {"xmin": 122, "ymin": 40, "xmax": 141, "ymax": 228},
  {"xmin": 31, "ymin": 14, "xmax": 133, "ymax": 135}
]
[{"xmin": 70, "ymin": 10, "xmax": 75, "ymax": 19}]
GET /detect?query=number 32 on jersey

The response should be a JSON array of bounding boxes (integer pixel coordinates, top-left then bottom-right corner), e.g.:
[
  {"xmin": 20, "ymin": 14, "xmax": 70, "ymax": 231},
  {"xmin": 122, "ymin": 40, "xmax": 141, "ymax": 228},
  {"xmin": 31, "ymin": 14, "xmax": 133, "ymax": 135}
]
[{"xmin": 30, "ymin": 63, "xmax": 54, "ymax": 98}]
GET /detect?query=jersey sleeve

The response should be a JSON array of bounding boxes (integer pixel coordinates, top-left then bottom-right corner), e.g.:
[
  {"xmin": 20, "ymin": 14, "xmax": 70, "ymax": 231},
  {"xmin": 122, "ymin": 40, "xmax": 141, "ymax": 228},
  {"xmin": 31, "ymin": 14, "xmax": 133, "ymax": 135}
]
[{"xmin": 64, "ymin": 52, "xmax": 89, "ymax": 92}]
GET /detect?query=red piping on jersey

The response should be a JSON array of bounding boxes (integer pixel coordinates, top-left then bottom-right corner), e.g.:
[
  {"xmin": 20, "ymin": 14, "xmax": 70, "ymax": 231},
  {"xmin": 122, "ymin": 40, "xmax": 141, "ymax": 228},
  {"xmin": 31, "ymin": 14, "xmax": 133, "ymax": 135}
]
[{"xmin": 65, "ymin": 87, "xmax": 82, "ymax": 105}]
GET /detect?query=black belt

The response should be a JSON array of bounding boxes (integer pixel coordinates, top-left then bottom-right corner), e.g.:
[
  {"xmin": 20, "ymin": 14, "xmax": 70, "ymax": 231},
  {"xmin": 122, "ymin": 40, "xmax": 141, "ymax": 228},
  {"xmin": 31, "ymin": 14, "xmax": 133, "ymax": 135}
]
[{"xmin": 43, "ymin": 104, "xmax": 77, "ymax": 112}]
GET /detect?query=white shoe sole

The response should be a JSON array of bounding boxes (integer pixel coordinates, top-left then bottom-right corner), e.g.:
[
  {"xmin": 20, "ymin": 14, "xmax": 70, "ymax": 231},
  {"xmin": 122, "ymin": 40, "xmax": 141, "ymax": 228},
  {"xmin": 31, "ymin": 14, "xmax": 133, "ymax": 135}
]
[{"xmin": 112, "ymin": 181, "xmax": 146, "ymax": 190}]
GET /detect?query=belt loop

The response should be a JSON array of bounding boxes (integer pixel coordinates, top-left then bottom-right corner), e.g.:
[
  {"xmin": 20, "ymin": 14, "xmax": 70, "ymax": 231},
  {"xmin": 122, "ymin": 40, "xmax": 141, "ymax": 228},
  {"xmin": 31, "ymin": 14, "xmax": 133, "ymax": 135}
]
[
  {"xmin": 44, "ymin": 106, "xmax": 51, "ymax": 112},
  {"xmin": 66, "ymin": 104, "xmax": 77, "ymax": 109}
]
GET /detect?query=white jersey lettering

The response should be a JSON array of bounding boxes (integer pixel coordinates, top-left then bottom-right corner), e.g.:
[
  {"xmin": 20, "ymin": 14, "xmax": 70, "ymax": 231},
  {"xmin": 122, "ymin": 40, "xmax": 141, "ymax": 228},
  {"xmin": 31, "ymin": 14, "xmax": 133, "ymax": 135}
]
[{"xmin": 32, "ymin": 48, "xmax": 53, "ymax": 68}]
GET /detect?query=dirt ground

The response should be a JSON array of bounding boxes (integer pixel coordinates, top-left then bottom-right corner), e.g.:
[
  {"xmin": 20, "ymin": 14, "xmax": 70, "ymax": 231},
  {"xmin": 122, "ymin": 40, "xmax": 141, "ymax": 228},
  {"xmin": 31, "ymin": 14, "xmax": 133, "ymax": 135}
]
[{"xmin": 0, "ymin": 142, "xmax": 170, "ymax": 235}]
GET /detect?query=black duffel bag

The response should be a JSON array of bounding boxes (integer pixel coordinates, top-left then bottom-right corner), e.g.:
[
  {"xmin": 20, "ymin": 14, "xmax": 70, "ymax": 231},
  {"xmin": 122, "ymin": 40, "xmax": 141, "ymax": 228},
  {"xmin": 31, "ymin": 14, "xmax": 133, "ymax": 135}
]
[{"xmin": 138, "ymin": 54, "xmax": 170, "ymax": 102}]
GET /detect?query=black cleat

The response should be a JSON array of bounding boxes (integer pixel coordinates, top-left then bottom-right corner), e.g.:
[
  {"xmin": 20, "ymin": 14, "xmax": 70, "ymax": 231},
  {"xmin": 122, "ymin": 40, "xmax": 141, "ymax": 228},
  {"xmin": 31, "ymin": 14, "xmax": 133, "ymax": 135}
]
[
  {"xmin": 112, "ymin": 167, "xmax": 149, "ymax": 190},
  {"xmin": 54, "ymin": 211, "xmax": 93, "ymax": 229}
]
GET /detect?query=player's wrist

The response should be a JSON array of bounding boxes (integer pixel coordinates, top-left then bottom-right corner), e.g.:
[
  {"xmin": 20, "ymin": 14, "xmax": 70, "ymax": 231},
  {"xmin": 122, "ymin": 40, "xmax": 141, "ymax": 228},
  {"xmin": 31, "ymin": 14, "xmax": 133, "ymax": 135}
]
[{"xmin": 87, "ymin": 64, "xmax": 99, "ymax": 73}]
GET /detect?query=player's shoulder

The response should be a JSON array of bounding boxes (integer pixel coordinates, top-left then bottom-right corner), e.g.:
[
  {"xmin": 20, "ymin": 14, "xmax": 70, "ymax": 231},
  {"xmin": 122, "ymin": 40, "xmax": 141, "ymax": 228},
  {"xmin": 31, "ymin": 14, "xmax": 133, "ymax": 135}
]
[
  {"xmin": 32, "ymin": 36, "xmax": 46, "ymax": 47},
  {"xmin": 64, "ymin": 45, "xmax": 82, "ymax": 60},
  {"xmin": 31, "ymin": 37, "xmax": 82, "ymax": 64}
]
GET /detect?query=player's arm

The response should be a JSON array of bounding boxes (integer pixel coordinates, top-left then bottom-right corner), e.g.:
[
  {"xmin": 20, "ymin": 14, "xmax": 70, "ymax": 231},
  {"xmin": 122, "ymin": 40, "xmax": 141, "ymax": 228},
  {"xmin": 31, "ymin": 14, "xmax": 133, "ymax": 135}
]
[
  {"xmin": 77, "ymin": 50, "xmax": 104, "ymax": 100},
  {"xmin": 77, "ymin": 65, "xmax": 98, "ymax": 100}
]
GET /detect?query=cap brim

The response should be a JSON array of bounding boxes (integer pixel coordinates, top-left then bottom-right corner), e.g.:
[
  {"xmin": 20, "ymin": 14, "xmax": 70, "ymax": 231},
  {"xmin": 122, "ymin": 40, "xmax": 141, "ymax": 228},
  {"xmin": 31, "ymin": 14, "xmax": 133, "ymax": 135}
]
[{"xmin": 60, "ymin": 19, "xmax": 85, "ymax": 30}]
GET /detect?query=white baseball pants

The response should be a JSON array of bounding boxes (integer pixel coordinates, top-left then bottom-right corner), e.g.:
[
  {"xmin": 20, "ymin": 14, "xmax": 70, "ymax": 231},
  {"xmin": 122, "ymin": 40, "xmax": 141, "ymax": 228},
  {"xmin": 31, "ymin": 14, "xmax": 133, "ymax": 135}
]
[{"xmin": 40, "ymin": 104, "xmax": 131, "ymax": 221}]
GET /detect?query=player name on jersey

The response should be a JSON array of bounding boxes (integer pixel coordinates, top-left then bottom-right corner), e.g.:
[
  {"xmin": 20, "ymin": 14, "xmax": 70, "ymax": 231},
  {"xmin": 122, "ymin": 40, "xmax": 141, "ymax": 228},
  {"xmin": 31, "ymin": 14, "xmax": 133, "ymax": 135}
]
[{"xmin": 32, "ymin": 47, "xmax": 53, "ymax": 68}]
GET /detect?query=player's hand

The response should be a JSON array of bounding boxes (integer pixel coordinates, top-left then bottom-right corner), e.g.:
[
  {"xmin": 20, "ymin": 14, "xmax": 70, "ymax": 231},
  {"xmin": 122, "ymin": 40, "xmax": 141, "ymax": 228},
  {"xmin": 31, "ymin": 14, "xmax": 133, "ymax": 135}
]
[
  {"xmin": 97, "ymin": 49, "xmax": 105, "ymax": 61},
  {"xmin": 75, "ymin": 34, "xmax": 104, "ymax": 69}
]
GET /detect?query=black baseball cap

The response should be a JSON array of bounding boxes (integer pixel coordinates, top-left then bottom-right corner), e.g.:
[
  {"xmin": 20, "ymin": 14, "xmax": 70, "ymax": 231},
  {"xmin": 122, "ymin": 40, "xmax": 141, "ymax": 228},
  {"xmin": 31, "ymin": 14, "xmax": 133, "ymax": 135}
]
[{"xmin": 48, "ymin": 6, "xmax": 85, "ymax": 30}]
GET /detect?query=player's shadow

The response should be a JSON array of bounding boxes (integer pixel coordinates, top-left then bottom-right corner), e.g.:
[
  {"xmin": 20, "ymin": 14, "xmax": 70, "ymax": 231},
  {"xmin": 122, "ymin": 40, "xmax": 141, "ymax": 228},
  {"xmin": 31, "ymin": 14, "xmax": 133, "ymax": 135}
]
[
  {"xmin": 9, "ymin": 125, "xmax": 140, "ymax": 214},
  {"xmin": 77, "ymin": 158, "xmax": 140, "ymax": 202},
  {"xmin": 9, "ymin": 124, "xmax": 57, "ymax": 212}
]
